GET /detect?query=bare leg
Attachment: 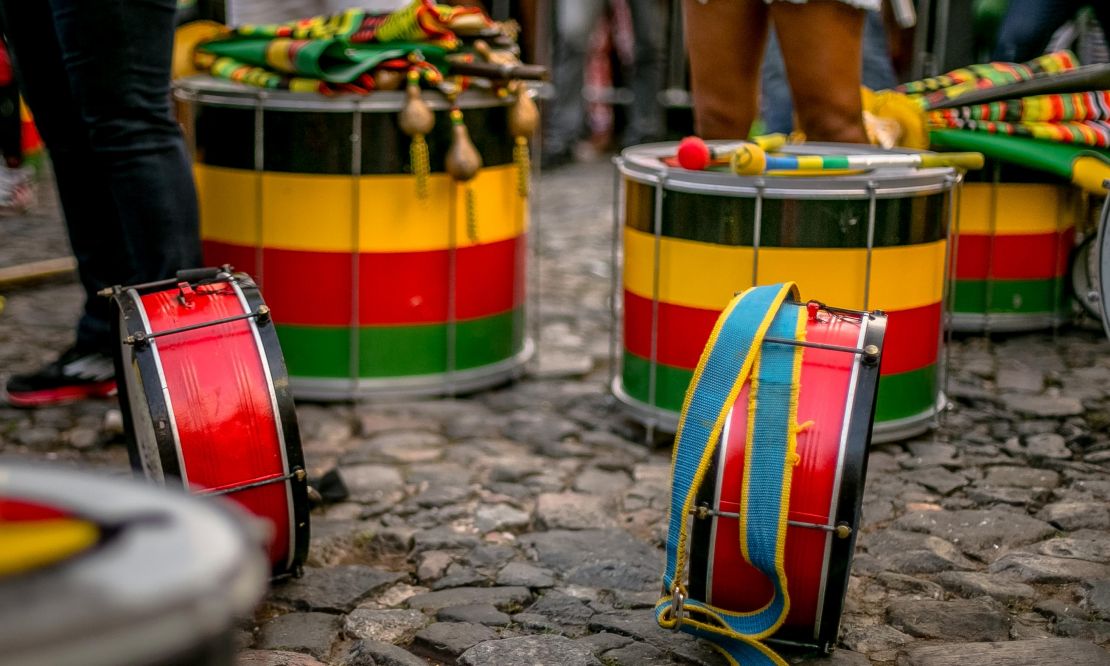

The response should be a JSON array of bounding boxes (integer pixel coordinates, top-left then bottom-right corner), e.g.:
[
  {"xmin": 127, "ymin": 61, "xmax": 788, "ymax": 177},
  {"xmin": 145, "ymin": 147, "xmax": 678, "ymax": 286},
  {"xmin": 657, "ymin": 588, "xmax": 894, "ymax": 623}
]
[
  {"xmin": 771, "ymin": 0, "xmax": 868, "ymax": 143},
  {"xmin": 683, "ymin": 0, "xmax": 768, "ymax": 139}
]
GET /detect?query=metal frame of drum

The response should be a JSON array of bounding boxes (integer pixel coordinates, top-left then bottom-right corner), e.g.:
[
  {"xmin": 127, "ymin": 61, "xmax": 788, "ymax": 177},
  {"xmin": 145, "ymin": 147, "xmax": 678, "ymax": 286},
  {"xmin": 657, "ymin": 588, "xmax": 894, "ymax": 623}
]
[
  {"xmin": 0, "ymin": 463, "xmax": 268, "ymax": 666},
  {"xmin": 948, "ymin": 158, "xmax": 1078, "ymax": 333},
  {"xmin": 174, "ymin": 77, "xmax": 536, "ymax": 401},
  {"xmin": 110, "ymin": 268, "xmax": 309, "ymax": 578},
  {"xmin": 1099, "ymin": 189, "xmax": 1110, "ymax": 338},
  {"xmin": 610, "ymin": 142, "xmax": 959, "ymax": 444},
  {"xmin": 685, "ymin": 303, "xmax": 885, "ymax": 652}
]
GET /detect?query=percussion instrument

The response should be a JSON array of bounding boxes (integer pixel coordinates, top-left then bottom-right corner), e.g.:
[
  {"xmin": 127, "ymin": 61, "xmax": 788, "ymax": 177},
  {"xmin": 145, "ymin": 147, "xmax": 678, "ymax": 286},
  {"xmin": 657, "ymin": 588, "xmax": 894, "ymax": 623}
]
[
  {"xmin": 0, "ymin": 464, "xmax": 268, "ymax": 666},
  {"xmin": 109, "ymin": 267, "xmax": 309, "ymax": 577},
  {"xmin": 614, "ymin": 142, "xmax": 955, "ymax": 443},
  {"xmin": 949, "ymin": 158, "xmax": 1079, "ymax": 332},
  {"xmin": 655, "ymin": 284, "xmax": 884, "ymax": 659},
  {"xmin": 1099, "ymin": 191, "xmax": 1110, "ymax": 338},
  {"xmin": 175, "ymin": 76, "xmax": 532, "ymax": 400}
]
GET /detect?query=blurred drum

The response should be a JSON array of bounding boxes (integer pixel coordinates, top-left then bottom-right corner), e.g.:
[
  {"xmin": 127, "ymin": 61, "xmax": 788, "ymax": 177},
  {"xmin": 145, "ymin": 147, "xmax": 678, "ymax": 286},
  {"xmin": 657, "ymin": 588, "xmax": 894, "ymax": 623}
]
[
  {"xmin": 950, "ymin": 158, "xmax": 1078, "ymax": 332},
  {"xmin": 614, "ymin": 142, "xmax": 956, "ymax": 443},
  {"xmin": 0, "ymin": 464, "xmax": 267, "ymax": 666},
  {"xmin": 1099, "ymin": 192, "xmax": 1110, "ymax": 338},
  {"xmin": 175, "ymin": 76, "xmax": 531, "ymax": 400},
  {"xmin": 110, "ymin": 267, "xmax": 309, "ymax": 577}
]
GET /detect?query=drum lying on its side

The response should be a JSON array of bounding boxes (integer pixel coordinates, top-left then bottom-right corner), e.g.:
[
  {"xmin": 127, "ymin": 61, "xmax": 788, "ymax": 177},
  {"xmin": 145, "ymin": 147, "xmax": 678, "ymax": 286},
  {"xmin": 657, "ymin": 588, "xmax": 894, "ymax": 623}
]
[
  {"xmin": 687, "ymin": 302, "xmax": 886, "ymax": 652},
  {"xmin": 950, "ymin": 158, "xmax": 1078, "ymax": 332},
  {"xmin": 175, "ymin": 76, "xmax": 532, "ymax": 400},
  {"xmin": 0, "ymin": 464, "xmax": 268, "ymax": 666},
  {"xmin": 111, "ymin": 267, "xmax": 309, "ymax": 578},
  {"xmin": 614, "ymin": 142, "xmax": 955, "ymax": 443}
]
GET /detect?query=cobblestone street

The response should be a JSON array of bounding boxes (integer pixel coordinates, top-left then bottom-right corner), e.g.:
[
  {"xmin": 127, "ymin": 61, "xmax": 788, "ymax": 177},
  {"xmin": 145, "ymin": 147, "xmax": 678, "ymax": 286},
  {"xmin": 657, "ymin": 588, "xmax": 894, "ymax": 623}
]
[{"xmin": 2, "ymin": 160, "xmax": 1110, "ymax": 665}]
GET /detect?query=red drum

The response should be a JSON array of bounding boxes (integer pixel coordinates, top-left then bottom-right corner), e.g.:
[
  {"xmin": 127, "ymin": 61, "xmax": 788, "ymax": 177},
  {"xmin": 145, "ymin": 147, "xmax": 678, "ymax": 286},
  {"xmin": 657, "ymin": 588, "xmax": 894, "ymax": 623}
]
[
  {"xmin": 687, "ymin": 303, "xmax": 885, "ymax": 652},
  {"xmin": 110, "ymin": 267, "xmax": 309, "ymax": 577}
]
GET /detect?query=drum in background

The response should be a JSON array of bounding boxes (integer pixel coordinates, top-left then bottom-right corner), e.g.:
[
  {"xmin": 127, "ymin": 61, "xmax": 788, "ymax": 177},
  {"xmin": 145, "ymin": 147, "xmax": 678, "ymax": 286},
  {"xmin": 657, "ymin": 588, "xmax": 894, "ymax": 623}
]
[
  {"xmin": 687, "ymin": 301, "xmax": 885, "ymax": 652},
  {"xmin": 0, "ymin": 464, "xmax": 267, "ymax": 666},
  {"xmin": 175, "ymin": 76, "xmax": 532, "ymax": 400},
  {"xmin": 950, "ymin": 158, "xmax": 1078, "ymax": 332},
  {"xmin": 111, "ymin": 267, "xmax": 309, "ymax": 578},
  {"xmin": 614, "ymin": 142, "xmax": 956, "ymax": 443},
  {"xmin": 1099, "ymin": 193, "xmax": 1110, "ymax": 338}
]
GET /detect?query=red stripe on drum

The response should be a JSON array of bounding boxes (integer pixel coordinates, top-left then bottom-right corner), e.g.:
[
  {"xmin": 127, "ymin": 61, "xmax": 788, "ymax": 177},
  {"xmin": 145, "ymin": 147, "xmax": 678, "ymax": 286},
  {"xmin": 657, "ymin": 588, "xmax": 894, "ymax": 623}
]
[
  {"xmin": 203, "ymin": 237, "xmax": 525, "ymax": 326},
  {"xmin": 953, "ymin": 229, "xmax": 1073, "ymax": 280},
  {"xmin": 139, "ymin": 286, "xmax": 291, "ymax": 568},
  {"xmin": 623, "ymin": 291, "xmax": 939, "ymax": 376}
]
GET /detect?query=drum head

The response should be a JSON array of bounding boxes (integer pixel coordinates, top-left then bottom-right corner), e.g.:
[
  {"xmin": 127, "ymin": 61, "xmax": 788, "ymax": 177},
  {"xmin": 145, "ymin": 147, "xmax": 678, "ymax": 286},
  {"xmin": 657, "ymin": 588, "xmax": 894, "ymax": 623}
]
[{"xmin": 0, "ymin": 464, "xmax": 267, "ymax": 666}]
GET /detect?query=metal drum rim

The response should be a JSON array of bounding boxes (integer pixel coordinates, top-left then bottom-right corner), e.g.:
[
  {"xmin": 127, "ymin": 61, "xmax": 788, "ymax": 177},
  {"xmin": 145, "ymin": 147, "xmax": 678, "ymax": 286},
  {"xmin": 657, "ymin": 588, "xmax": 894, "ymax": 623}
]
[
  {"xmin": 0, "ymin": 464, "xmax": 267, "ymax": 666},
  {"xmin": 616, "ymin": 141, "xmax": 959, "ymax": 198},
  {"xmin": 174, "ymin": 74, "xmax": 513, "ymax": 111},
  {"xmin": 1098, "ymin": 190, "xmax": 1110, "ymax": 338}
]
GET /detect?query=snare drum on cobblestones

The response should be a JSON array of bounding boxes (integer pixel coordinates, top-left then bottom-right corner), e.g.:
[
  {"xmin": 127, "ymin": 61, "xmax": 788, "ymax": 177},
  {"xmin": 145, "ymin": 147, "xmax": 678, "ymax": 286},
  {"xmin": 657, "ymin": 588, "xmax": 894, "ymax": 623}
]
[
  {"xmin": 950, "ymin": 158, "xmax": 1078, "ymax": 332},
  {"xmin": 110, "ymin": 267, "xmax": 309, "ymax": 577},
  {"xmin": 613, "ymin": 142, "xmax": 956, "ymax": 443},
  {"xmin": 175, "ymin": 76, "xmax": 532, "ymax": 400},
  {"xmin": 0, "ymin": 464, "xmax": 267, "ymax": 666}
]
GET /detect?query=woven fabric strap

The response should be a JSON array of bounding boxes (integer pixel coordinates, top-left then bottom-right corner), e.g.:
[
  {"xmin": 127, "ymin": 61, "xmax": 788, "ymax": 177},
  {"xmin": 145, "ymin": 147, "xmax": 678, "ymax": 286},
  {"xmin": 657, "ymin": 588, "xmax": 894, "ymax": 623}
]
[{"xmin": 655, "ymin": 283, "xmax": 806, "ymax": 666}]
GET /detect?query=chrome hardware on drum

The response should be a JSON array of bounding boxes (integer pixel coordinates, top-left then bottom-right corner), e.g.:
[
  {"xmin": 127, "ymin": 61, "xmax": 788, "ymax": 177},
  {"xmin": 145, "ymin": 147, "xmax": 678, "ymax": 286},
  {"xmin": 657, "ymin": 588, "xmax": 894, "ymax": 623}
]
[
  {"xmin": 175, "ymin": 76, "xmax": 532, "ymax": 400},
  {"xmin": 656, "ymin": 284, "xmax": 885, "ymax": 657},
  {"xmin": 0, "ymin": 463, "xmax": 268, "ymax": 666},
  {"xmin": 951, "ymin": 157, "xmax": 1079, "ymax": 332},
  {"xmin": 612, "ymin": 141, "xmax": 956, "ymax": 443},
  {"xmin": 108, "ymin": 267, "xmax": 309, "ymax": 577},
  {"xmin": 1098, "ymin": 191, "xmax": 1110, "ymax": 338}
]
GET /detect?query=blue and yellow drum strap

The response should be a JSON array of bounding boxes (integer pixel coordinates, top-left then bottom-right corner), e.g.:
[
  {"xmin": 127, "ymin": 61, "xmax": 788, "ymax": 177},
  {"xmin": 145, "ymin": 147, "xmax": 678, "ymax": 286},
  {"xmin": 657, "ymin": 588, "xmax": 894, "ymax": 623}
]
[{"xmin": 655, "ymin": 282, "xmax": 806, "ymax": 666}]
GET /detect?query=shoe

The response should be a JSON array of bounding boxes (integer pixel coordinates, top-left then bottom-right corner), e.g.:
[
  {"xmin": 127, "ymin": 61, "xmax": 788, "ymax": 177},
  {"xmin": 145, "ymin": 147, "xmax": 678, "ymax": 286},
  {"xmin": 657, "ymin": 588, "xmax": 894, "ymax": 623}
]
[{"xmin": 6, "ymin": 346, "xmax": 117, "ymax": 407}]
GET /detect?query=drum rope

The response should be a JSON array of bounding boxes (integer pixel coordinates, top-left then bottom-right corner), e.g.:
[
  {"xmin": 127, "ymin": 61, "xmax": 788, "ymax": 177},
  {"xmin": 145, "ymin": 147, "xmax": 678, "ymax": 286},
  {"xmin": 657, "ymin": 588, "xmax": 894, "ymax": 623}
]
[{"xmin": 656, "ymin": 282, "xmax": 805, "ymax": 666}]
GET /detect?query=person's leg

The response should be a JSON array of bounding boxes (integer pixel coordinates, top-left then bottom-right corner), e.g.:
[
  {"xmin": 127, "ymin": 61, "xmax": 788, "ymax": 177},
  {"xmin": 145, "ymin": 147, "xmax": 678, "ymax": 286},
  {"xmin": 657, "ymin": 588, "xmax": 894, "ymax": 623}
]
[
  {"xmin": 992, "ymin": 0, "xmax": 1083, "ymax": 62},
  {"xmin": 860, "ymin": 9, "xmax": 896, "ymax": 91},
  {"xmin": 760, "ymin": 27, "xmax": 795, "ymax": 134},
  {"xmin": 772, "ymin": 0, "xmax": 868, "ymax": 143},
  {"xmin": 50, "ymin": 0, "xmax": 202, "ymax": 286},
  {"xmin": 624, "ymin": 0, "xmax": 666, "ymax": 146},
  {"xmin": 544, "ymin": 0, "xmax": 607, "ymax": 161},
  {"xmin": 0, "ymin": 0, "xmax": 130, "ymax": 353},
  {"xmin": 684, "ymin": 0, "xmax": 769, "ymax": 139}
]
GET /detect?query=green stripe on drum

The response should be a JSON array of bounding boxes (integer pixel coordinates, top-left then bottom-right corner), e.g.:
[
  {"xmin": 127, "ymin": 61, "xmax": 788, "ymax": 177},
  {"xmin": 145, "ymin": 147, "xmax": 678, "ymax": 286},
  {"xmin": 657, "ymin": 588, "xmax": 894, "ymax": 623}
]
[
  {"xmin": 622, "ymin": 351, "xmax": 937, "ymax": 428},
  {"xmin": 822, "ymin": 155, "xmax": 851, "ymax": 170},
  {"xmin": 875, "ymin": 365, "xmax": 937, "ymax": 424},
  {"xmin": 193, "ymin": 104, "xmax": 514, "ymax": 175},
  {"xmin": 951, "ymin": 278, "xmax": 1068, "ymax": 315},
  {"xmin": 277, "ymin": 309, "xmax": 524, "ymax": 379},
  {"xmin": 623, "ymin": 180, "xmax": 948, "ymax": 248}
]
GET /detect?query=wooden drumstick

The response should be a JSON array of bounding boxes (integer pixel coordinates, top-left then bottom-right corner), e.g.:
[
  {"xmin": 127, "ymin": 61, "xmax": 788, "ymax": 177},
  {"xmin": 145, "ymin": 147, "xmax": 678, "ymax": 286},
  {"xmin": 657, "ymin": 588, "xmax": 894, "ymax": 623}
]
[
  {"xmin": 729, "ymin": 144, "xmax": 984, "ymax": 175},
  {"xmin": 676, "ymin": 135, "xmax": 787, "ymax": 170}
]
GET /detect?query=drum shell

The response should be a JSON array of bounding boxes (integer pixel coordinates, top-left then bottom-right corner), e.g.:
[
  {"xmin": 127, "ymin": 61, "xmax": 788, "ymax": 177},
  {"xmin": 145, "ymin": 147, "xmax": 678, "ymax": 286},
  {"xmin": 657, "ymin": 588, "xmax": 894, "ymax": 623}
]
[
  {"xmin": 614, "ymin": 142, "xmax": 955, "ymax": 443},
  {"xmin": 950, "ymin": 159, "xmax": 1078, "ymax": 332},
  {"xmin": 113, "ymin": 275, "xmax": 309, "ymax": 577},
  {"xmin": 687, "ymin": 306, "xmax": 885, "ymax": 651},
  {"xmin": 175, "ymin": 76, "xmax": 532, "ymax": 400}
]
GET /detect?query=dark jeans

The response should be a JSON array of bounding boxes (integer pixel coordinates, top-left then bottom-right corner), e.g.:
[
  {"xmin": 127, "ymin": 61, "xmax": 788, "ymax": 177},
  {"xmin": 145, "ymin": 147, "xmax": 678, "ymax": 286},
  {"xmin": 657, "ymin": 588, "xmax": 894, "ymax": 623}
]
[
  {"xmin": 993, "ymin": 0, "xmax": 1110, "ymax": 62},
  {"xmin": 0, "ymin": 0, "xmax": 201, "ymax": 353}
]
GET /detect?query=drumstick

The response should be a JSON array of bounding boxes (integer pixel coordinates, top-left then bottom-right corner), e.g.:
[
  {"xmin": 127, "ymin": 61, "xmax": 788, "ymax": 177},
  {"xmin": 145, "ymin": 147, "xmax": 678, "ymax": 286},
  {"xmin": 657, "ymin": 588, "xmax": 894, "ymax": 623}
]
[
  {"xmin": 675, "ymin": 134, "xmax": 787, "ymax": 170},
  {"xmin": 729, "ymin": 144, "xmax": 984, "ymax": 175}
]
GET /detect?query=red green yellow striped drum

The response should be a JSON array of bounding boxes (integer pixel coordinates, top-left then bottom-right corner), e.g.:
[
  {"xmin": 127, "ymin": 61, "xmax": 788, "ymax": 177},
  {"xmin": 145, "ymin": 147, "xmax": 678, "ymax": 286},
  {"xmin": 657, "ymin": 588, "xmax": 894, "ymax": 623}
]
[
  {"xmin": 950, "ymin": 159, "xmax": 1078, "ymax": 332},
  {"xmin": 175, "ymin": 76, "xmax": 531, "ymax": 399},
  {"xmin": 613, "ymin": 142, "xmax": 957, "ymax": 443}
]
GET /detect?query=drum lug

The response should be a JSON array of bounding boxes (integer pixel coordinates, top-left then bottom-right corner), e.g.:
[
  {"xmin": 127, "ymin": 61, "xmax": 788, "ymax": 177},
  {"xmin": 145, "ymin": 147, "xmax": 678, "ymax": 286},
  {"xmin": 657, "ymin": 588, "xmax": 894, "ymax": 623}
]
[
  {"xmin": 834, "ymin": 522, "xmax": 853, "ymax": 539},
  {"xmin": 861, "ymin": 345, "xmax": 880, "ymax": 366},
  {"xmin": 256, "ymin": 305, "xmax": 271, "ymax": 325}
]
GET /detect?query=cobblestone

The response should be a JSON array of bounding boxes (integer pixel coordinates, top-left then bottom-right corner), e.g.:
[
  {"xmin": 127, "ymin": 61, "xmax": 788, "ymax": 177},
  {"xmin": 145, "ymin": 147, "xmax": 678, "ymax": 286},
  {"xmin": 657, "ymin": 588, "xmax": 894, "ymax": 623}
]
[{"xmin": 3, "ymin": 162, "xmax": 1110, "ymax": 663}]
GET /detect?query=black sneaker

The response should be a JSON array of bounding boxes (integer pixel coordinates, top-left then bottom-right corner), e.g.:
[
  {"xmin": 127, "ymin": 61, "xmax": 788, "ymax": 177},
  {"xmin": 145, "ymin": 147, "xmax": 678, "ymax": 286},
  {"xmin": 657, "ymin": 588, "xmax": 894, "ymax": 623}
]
[{"xmin": 5, "ymin": 346, "xmax": 117, "ymax": 407}]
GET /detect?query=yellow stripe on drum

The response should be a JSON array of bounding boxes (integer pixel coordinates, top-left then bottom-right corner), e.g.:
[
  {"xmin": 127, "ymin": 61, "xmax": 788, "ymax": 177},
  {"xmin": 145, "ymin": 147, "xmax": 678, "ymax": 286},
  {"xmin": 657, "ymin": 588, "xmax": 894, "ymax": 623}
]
[
  {"xmin": 623, "ymin": 228, "xmax": 946, "ymax": 311},
  {"xmin": 959, "ymin": 183, "xmax": 1077, "ymax": 235},
  {"xmin": 196, "ymin": 164, "xmax": 526, "ymax": 253}
]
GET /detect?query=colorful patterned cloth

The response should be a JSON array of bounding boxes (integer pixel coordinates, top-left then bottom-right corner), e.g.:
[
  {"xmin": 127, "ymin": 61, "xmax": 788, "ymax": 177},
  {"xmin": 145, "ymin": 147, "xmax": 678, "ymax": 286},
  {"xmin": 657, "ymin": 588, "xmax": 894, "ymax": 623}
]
[
  {"xmin": 194, "ymin": 0, "xmax": 488, "ymax": 93},
  {"xmin": 896, "ymin": 51, "xmax": 1110, "ymax": 148}
]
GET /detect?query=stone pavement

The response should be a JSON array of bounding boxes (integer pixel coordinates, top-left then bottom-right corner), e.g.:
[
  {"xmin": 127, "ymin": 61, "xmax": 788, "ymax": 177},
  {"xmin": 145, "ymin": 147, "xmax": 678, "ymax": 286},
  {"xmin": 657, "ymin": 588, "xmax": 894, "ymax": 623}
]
[{"xmin": 2, "ymin": 162, "xmax": 1110, "ymax": 665}]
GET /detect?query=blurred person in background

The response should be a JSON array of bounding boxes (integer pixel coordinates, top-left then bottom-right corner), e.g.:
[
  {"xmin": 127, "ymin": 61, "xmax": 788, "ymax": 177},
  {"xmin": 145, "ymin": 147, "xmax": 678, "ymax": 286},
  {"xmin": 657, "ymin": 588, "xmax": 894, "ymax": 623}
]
[
  {"xmin": 0, "ymin": 0, "xmax": 201, "ymax": 407},
  {"xmin": 544, "ymin": 0, "xmax": 666, "ymax": 168},
  {"xmin": 992, "ymin": 1, "xmax": 1110, "ymax": 63},
  {"xmin": 685, "ymin": 0, "xmax": 873, "ymax": 143}
]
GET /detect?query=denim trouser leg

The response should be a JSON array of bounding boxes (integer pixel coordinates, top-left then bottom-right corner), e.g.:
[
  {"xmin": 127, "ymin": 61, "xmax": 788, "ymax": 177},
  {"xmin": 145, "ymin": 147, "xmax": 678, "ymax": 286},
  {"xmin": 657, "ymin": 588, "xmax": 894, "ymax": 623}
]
[
  {"xmin": 624, "ymin": 0, "xmax": 665, "ymax": 145},
  {"xmin": 546, "ymin": 0, "xmax": 607, "ymax": 156},
  {"xmin": 0, "ymin": 0, "xmax": 201, "ymax": 352}
]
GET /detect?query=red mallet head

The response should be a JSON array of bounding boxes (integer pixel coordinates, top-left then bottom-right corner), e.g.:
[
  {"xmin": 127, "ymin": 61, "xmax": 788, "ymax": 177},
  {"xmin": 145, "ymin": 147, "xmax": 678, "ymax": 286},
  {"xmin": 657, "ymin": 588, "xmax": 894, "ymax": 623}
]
[{"xmin": 676, "ymin": 136, "xmax": 711, "ymax": 170}]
